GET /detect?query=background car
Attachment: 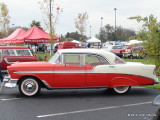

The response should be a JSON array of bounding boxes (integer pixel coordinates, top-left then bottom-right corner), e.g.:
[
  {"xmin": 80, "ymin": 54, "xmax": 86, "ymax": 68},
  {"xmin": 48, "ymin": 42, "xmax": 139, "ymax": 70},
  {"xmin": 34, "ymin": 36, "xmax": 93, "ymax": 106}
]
[
  {"xmin": 111, "ymin": 45, "xmax": 132, "ymax": 57},
  {"xmin": 152, "ymin": 95, "xmax": 160, "ymax": 120},
  {"xmin": 100, "ymin": 45, "xmax": 121, "ymax": 52},
  {"xmin": 0, "ymin": 46, "xmax": 38, "ymax": 71},
  {"xmin": 123, "ymin": 46, "xmax": 146, "ymax": 59},
  {"xmin": 6, "ymin": 49, "xmax": 158, "ymax": 97}
]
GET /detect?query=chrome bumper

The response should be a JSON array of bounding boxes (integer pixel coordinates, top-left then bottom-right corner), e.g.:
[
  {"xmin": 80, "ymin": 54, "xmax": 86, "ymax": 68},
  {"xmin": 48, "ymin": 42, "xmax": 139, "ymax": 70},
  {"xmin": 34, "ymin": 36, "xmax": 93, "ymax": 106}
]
[
  {"xmin": 154, "ymin": 77, "xmax": 159, "ymax": 84},
  {"xmin": 3, "ymin": 76, "xmax": 18, "ymax": 88}
]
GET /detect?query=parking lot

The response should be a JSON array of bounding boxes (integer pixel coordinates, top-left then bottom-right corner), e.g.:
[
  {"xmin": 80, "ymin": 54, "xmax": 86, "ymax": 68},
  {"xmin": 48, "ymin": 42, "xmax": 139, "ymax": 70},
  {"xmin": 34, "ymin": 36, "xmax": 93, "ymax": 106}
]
[{"xmin": 0, "ymin": 86, "xmax": 159, "ymax": 120}]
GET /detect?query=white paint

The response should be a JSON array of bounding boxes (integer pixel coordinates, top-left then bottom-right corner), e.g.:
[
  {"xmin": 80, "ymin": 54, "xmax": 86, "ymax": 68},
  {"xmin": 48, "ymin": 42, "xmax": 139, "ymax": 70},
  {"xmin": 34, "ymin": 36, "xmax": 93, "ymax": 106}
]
[
  {"xmin": 1, "ymin": 97, "xmax": 25, "ymax": 101},
  {"xmin": 37, "ymin": 101, "xmax": 152, "ymax": 118}
]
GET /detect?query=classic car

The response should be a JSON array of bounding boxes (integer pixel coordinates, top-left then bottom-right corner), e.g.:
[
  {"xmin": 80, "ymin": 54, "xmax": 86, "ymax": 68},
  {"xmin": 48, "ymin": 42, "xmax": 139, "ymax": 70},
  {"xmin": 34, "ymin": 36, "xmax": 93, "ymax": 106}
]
[
  {"xmin": 111, "ymin": 45, "xmax": 132, "ymax": 57},
  {"xmin": 0, "ymin": 46, "xmax": 38, "ymax": 71},
  {"xmin": 100, "ymin": 45, "xmax": 121, "ymax": 52},
  {"xmin": 6, "ymin": 49, "xmax": 159, "ymax": 97}
]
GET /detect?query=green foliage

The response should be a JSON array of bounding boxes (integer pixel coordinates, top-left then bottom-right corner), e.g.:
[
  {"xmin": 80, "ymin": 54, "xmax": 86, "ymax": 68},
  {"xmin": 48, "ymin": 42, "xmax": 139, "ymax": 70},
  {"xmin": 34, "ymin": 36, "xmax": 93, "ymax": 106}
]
[
  {"xmin": 129, "ymin": 14, "xmax": 160, "ymax": 73},
  {"xmin": 35, "ymin": 54, "xmax": 51, "ymax": 61},
  {"xmin": 96, "ymin": 24, "xmax": 136, "ymax": 42},
  {"xmin": 30, "ymin": 20, "xmax": 43, "ymax": 30},
  {"xmin": 0, "ymin": 2, "xmax": 10, "ymax": 37},
  {"xmin": 74, "ymin": 12, "xmax": 89, "ymax": 42},
  {"xmin": 62, "ymin": 31, "xmax": 87, "ymax": 41}
]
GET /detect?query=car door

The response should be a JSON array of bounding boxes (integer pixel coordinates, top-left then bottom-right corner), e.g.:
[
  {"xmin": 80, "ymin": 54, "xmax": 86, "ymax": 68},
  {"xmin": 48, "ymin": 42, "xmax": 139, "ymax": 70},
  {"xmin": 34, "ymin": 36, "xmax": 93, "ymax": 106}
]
[
  {"xmin": 85, "ymin": 54, "xmax": 116, "ymax": 87},
  {"xmin": 53, "ymin": 53, "xmax": 86, "ymax": 87}
]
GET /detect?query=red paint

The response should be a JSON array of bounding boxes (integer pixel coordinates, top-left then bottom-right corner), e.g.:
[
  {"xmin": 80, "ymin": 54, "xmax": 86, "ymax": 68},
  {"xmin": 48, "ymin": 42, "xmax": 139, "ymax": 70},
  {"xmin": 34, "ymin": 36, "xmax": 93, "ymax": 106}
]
[
  {"xmin": 8, "ymin": 63, "xmax": 155, "ymax": 88},
  {"xmin": 0, "ymin": 46, "xmax": 38, "ymax": 70}
]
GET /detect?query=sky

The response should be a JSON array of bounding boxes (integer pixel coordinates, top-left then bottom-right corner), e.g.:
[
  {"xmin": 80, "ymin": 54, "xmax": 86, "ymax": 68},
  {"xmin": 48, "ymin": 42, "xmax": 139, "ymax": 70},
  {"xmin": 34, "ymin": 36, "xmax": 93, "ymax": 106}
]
[{"xmin": 3, "ymin": 0, "xmax": 160, "ymax": 38}]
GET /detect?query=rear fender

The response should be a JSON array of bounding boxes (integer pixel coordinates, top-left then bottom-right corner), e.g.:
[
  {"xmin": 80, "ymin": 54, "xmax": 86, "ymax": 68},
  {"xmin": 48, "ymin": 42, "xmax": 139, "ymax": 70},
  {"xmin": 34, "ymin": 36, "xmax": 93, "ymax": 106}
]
[{"xmin": 109, "ymin": 77, "xmax": 139, "ymax": 88}]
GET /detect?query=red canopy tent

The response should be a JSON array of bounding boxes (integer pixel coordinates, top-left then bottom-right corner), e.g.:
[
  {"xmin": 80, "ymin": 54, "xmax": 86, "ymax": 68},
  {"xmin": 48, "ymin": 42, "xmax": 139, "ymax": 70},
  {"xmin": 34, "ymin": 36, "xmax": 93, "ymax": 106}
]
[
  {"xmin": 13, "ymin": 25, "xmax": 60, "ymax": 43},
  {"xmin": 0, "ymin": 28, "xmax": 26, "ymax": 44}
]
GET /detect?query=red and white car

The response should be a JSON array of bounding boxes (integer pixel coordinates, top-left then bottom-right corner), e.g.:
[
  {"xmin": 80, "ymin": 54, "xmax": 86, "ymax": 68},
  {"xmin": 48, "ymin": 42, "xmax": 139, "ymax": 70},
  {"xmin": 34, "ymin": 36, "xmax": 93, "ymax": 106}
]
[
  {"xmin": 0, "ymin": 46, "xmax": 38, "ymax": 71},
  {"xmin": 6, "ymin": 49, "xmax": 159, "ymax": 96},
  {"xmin": 111, "ymin": 45, "xmax": 132, "ymax": 57}
]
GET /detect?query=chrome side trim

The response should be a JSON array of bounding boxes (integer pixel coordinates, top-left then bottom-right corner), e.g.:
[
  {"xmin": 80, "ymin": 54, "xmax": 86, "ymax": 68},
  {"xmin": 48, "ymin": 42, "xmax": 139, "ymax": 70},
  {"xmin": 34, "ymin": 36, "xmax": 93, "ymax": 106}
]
[{"xmin": 14, "ymin": 70, "xmax": 94, "ymax": 74}]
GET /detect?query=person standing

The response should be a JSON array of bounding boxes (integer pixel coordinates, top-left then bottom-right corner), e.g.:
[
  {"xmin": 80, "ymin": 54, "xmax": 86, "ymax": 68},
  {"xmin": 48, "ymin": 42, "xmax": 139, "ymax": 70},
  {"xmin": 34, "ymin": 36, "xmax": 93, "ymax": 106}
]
[
  {"xmin": 0, "ymin": 51, "xmax": 4, "ymax": 92},
  {"xmin": 0, "ymin": 66, "xmax": 4, "ymax": 92},
  {"xmin": 87, "ymin": 43, "xmax": 91, "ymax": 48}
]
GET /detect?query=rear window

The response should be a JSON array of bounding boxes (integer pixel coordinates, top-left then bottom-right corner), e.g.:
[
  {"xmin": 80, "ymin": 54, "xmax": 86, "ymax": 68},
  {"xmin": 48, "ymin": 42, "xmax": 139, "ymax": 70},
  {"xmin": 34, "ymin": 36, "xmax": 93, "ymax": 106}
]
[{"xmin": 114, "ymin": 56, "xmax": 126, "ymax": 64}]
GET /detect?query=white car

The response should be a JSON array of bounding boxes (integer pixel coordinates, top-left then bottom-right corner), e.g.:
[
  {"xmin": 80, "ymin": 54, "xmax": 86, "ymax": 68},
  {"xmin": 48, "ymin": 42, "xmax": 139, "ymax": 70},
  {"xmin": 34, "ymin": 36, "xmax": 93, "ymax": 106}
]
[{"xmin": 101, "ymin": 45, "xmax": 122, "ymax": 52}]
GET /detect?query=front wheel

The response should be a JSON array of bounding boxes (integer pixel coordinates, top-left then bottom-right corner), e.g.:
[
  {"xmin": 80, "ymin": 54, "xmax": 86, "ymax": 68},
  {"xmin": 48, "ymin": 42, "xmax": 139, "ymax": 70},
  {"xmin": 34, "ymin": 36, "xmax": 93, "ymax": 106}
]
[
  {"xmin": 19, "ymin": 78, "xmax": 41, "ymax": 97},
  {"xmin": 111, "ymin": 86, "xmax": 131, "ymax": 94}
]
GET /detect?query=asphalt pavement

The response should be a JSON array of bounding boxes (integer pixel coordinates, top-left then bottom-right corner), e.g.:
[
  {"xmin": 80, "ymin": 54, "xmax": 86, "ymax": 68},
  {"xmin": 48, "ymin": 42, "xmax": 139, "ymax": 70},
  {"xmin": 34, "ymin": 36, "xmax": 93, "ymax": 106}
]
[{"xmin": 0, "ymin": 86, "xmax": 160, "ymax": 120}]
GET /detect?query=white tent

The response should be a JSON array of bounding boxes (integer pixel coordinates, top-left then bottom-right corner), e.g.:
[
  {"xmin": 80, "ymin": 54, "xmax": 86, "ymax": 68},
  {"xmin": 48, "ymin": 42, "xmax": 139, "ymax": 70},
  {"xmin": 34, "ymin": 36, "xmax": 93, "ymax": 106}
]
[
  {"xmin": 127, "ymin": 39, "xmax": 143, "ymax": 45},
  {"xmin": 71, "ymin": 40, "xmax": 81, "ymax": 44},
  {"xmin": 86, "ymin": 37, "xmax": 101, "ymax": 43}
]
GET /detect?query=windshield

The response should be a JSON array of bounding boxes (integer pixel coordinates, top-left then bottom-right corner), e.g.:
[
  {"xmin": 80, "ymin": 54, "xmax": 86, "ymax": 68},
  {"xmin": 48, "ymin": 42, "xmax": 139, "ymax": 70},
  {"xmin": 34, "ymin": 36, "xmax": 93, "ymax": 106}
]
[
  {"xmin": 114, "ymin": 56, "xmax": 126, "ymax": 64},
  {"xmin": 101, "ymin": 46, "xmax": 108, "ymax": 49},
  {"xmin": 112, "ymin": 46, "xmax": 122, "ymax": 49},
  {"xmin": 48, "ymin": 52, "xmax": 61, "ymax": 64}
]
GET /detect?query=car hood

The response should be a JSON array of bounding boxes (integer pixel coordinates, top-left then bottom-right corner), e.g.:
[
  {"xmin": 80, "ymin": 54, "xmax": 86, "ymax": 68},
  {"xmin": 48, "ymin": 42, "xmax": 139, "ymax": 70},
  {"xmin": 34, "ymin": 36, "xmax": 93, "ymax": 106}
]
[
  {"xmin": 8, "ymin": 61, "xmax": 51, "ymax": 68},
  {"xmin": 111, "ymin": 49, "xmax": 124, "ymax": 52}
]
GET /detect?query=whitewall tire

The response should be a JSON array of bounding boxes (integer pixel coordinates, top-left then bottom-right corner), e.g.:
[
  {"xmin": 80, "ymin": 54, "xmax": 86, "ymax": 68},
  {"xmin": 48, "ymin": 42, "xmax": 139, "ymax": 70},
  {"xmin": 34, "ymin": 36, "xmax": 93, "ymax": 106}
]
[
  {"xmin": 19, "ymin": 78, "xmax": 41, "ymax": 97},
  {"xmin": 112, "ymin": 86, "xmax": 131, "ymax": 94}
]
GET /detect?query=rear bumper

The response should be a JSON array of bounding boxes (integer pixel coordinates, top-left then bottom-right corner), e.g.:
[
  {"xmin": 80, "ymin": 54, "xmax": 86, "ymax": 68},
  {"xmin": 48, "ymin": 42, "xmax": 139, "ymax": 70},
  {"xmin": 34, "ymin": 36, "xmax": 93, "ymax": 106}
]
[{"xmin": 154, "ymin": 77, "xmax": 159, "ymax": 84}]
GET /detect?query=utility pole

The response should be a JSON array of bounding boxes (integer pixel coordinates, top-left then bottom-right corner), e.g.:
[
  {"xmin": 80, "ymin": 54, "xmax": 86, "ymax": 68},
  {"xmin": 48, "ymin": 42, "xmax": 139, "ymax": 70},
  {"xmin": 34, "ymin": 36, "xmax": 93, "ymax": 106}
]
[
  {"xmin": 90, "ymin": 26, "xmax": 91, "ymax": 38},
  {"xmin": 114, "ymin": 8, "xmax": 117, "ymax": 41},
  {"xmin": 49, "ymin": 0, "xmax": 53, "ymax": 38}
]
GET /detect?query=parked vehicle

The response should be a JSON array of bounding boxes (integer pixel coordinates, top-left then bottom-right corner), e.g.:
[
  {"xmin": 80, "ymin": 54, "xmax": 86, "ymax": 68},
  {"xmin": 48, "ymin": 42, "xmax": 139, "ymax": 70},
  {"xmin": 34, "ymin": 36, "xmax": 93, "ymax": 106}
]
[
  {"xmin": 100, "ymin": 45, "xmax": 121, "ymax": 52},
  {"xmin": 111, "ymin": 45, "xmax": 132, "ymax": 57},
  {"xmin": 0, "ymin": 46, "xmax": 38, "ymax": 71},
  {"xmin": 123, "ymin": 46, "xmax": 146, "ymax": 59},
  {"xmin": 152, "ymin": 95, "xmax": 160, "ymax": 120},
  {"xmin": 6, "ymin": 49, "xmax": 158, "ymax": 97},
  {"xmin": 58, "ymin": 42, "xmax": 83, "ymax": 49}
]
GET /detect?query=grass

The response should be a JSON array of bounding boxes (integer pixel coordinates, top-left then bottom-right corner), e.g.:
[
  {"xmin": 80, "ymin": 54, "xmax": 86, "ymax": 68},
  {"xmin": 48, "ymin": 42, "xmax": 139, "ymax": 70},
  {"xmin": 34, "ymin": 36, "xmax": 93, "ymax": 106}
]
[{"xmin": 34, "ymin": 53, "xmax": 51, "ymax": 61}]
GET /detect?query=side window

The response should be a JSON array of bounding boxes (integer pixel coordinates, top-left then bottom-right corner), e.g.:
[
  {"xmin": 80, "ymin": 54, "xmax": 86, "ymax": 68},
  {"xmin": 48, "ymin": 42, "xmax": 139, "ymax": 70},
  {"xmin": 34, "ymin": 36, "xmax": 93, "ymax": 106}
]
[
  {"xmin": 63, "ymin": 54, "xmax": 83, "ymax": 65},
  {"xmin": 3, "ymin": 50, "xmax": 16, "ymax": 56},
  {"xmin": 85, "ymin": 54, "xmax": 109, "ymax": 66},
  {"xmin": 16, "ymin": 50, "xmax": 31, "ymax": 56}
]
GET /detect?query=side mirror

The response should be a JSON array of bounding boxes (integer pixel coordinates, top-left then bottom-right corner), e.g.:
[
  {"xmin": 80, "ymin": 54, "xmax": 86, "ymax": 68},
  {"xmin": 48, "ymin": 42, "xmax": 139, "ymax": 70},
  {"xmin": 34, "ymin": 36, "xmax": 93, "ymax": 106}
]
[{"xmin": 153, "ymin": 95, "xmax": 160, "ymax": 106}]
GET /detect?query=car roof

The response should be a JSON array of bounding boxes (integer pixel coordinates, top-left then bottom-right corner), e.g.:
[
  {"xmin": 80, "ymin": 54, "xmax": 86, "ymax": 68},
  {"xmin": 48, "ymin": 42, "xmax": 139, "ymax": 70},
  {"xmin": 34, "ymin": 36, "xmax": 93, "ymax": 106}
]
[
  {"xmin": 58, "ymin": 48, "xmax": 116, "ymax": 64},
  {"xmin": 0, "ymin": 46, "xmax": 29, "ymax": 49}
]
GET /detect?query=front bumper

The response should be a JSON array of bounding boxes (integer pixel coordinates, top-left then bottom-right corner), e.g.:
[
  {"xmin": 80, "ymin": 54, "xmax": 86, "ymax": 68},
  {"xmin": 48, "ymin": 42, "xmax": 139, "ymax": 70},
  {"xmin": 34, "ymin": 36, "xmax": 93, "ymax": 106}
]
[{"xmin": 3, "ymin": 76, "xmax": 18, "ymax": 88}]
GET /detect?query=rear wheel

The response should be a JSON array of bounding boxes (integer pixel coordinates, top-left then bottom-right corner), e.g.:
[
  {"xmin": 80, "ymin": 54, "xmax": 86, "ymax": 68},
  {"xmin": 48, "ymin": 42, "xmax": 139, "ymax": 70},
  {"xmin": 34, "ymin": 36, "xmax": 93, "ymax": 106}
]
[
  {"xmin": 19, "ymin": 78, "xmax": 41, "ymax": 97},
  {"xmin": 111, "ymin": 86, "xmax": 131, "ymax": 94}
]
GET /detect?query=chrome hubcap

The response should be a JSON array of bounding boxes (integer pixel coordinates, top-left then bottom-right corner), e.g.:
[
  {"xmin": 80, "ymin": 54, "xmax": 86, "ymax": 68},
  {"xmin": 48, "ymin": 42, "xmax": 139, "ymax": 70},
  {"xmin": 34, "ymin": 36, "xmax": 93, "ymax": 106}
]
[{"xmin": 24, "ymin": 81, "xmax": 35, "ymax": 92}]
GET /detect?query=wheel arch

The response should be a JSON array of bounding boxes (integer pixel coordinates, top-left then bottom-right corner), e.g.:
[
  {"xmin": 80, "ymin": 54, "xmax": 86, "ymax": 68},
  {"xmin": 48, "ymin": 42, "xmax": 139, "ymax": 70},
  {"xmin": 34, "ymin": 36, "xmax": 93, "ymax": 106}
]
[
  {"xmin": 109, "ymin": 77, "xmax": 139, "ymax": 88},
  {"xmin": 17, "ymin": 75, "xmax": 46, "ymax": 88}
]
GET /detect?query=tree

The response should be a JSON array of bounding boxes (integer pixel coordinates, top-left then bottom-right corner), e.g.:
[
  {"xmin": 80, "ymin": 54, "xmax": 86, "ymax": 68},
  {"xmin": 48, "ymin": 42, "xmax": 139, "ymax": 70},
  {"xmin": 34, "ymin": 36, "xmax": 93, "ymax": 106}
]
[
  {"xmin": 39, "ymin": 0, "xmax": 62, "ymax": 36},
  {"xmin": 0, "ymin": 2, "xmax": 10, "ymax": 37},
  {"xmin": 74, "ymin": 12, "xmax": 88, "ymax": 42},
  {"xmin": 96, "ymin": 24, "xmax": 136, "ymax": 43},
  {"xmin": 30, "ymin": 20, "xmax": 43, "ymax": 29},
  {"xmin": 129, "ymin": 14, "xmax": 160, "ymax": 73},
  {"xmin": 38, "ymin": 0, "xmax": 62, "ymax": 55}
]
